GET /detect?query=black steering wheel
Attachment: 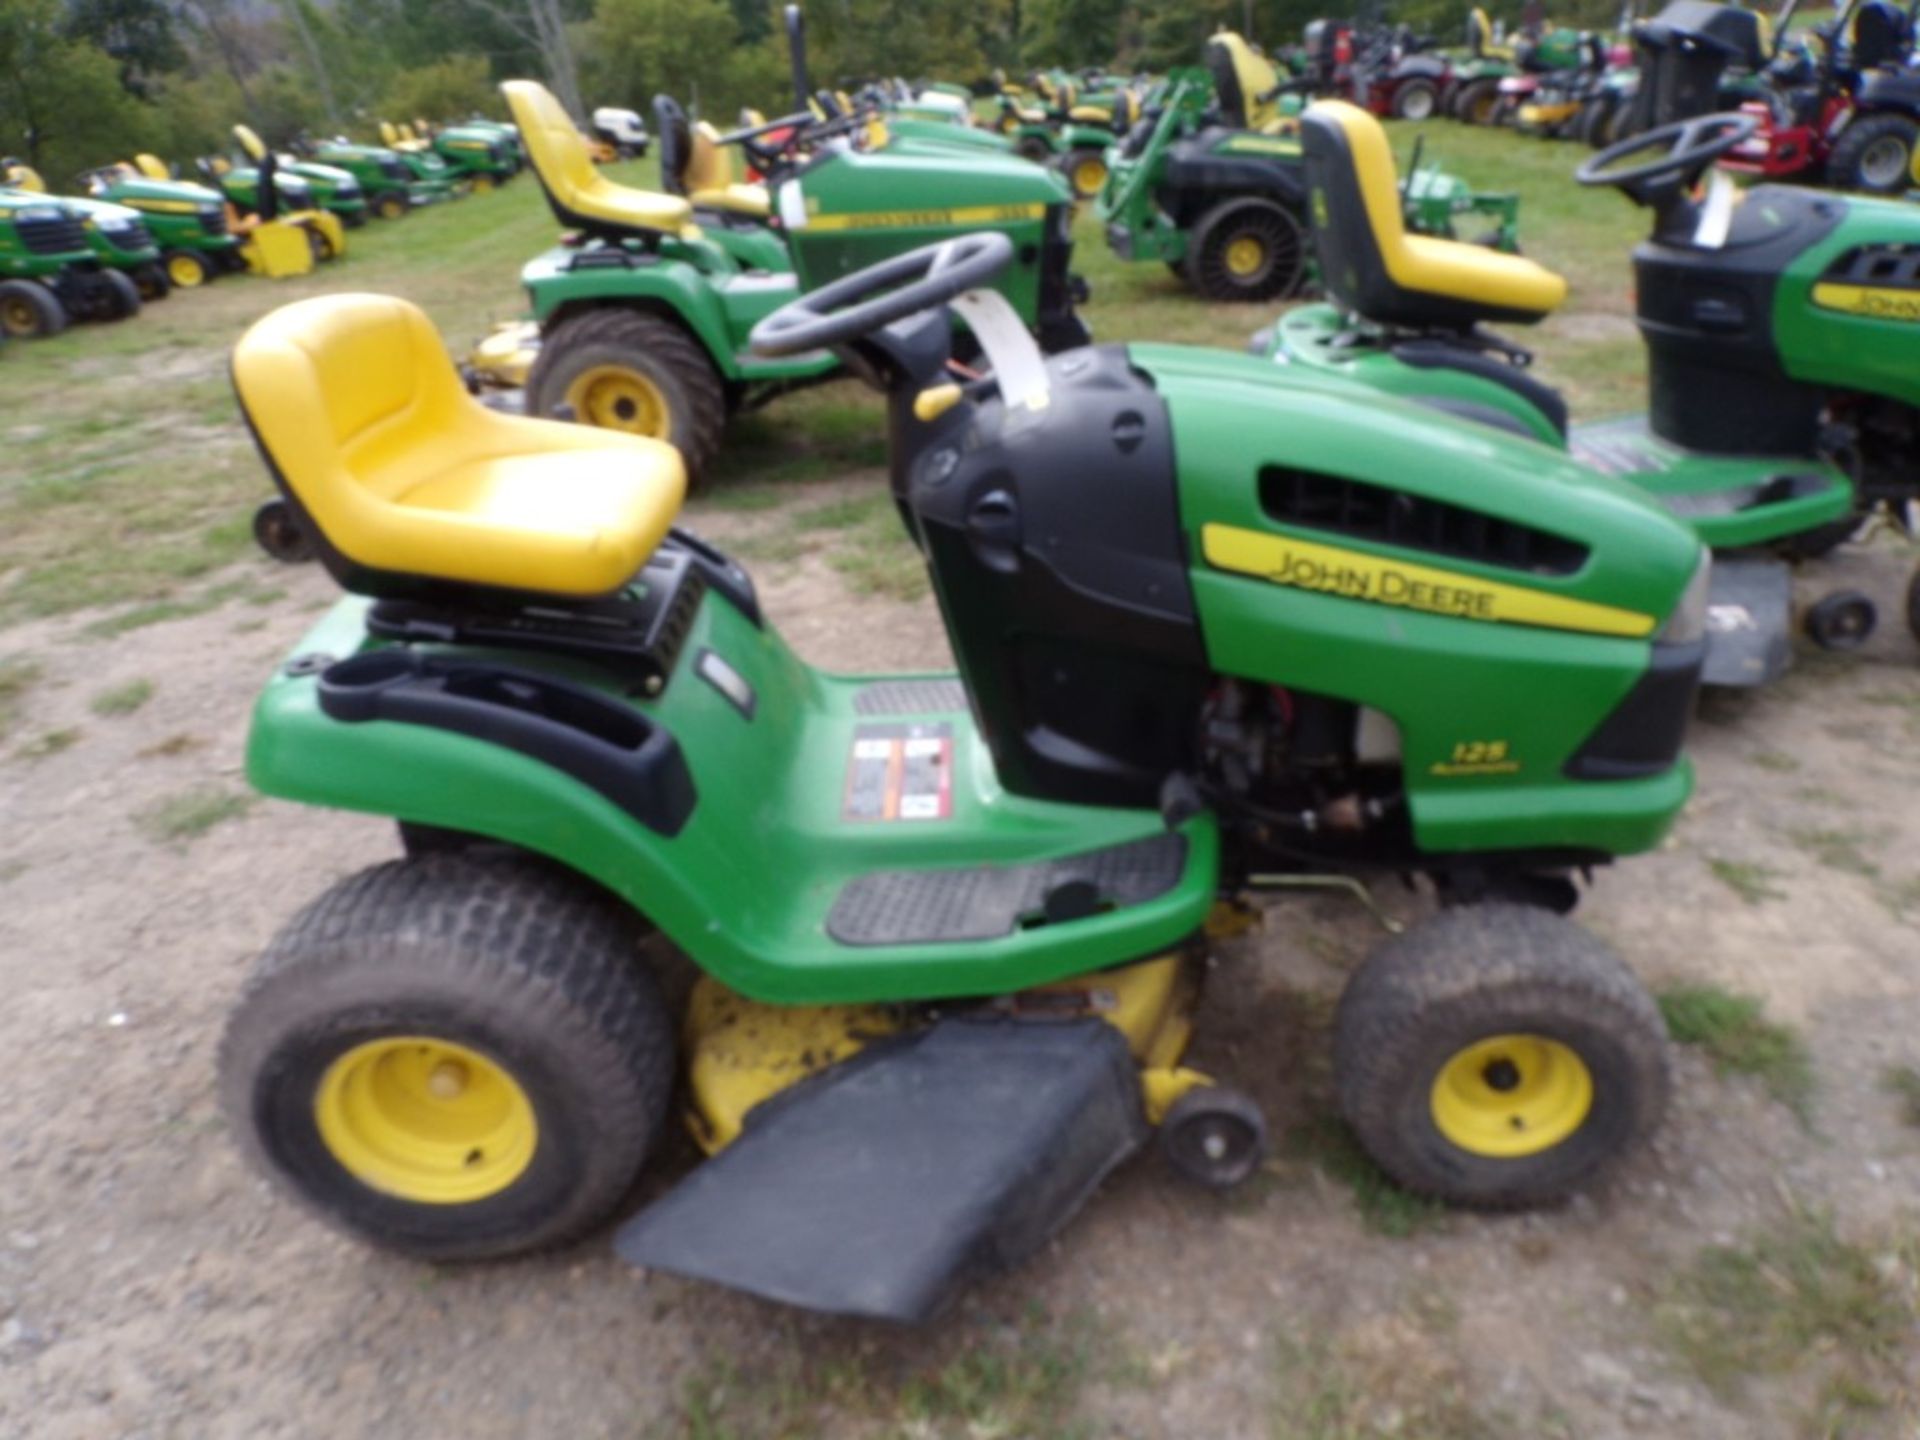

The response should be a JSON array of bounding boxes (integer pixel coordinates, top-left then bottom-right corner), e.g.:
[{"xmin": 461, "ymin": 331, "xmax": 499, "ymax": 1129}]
[
  {"xmin": 750, "ymin": 232, "xmax": 1014, "ymax": 357},
  {"xmin": 1575, "ymin": 112, "xmax": 1756, "ymax": 204}
]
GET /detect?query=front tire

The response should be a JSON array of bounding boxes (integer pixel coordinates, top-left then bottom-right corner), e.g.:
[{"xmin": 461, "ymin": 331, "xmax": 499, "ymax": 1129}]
[
  {"xmin": 219, "ymin": 855, "xmax": 677, "ymax": 1261},
  {"xmin": 1333, "ymin": 903, "xmax": 1670, "ymax": 1209},
  {"xmin": 1828, "ymin": 113, "xmax": 1920, "ymax": 194},
  {"xmin": 95, "ymin": 268, "xmax": 143, "ymax": 321},
  {"xmin": 132, "ymin": 262, "xmax": 171, "ymax": 301},
  {"xmin": 1188, "ymin": 199, "xmax": 1308, "ymax": 303},
  {"xmin": 0, "ymin": 279, "xmax": 67, "ymax": 338},
  {"xmin": 374, "ymin": 192, "xmax": 409, "ymax": 221},
  {"xmin": 525, "ymin": 308, "xmax": 726, "ymax": 483}
]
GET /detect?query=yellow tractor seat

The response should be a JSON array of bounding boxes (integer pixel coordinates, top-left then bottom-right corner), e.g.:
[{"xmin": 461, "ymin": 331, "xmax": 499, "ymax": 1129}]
[
  {"xmin": 686, "ymin": 121, "xmax": 771, "ymax": 217},
  {"xmin": 1470, "ymin": 8, "xmax": 1516, "ymax": 62},
  {"xmin": 232, "ymin": 293, "xmax": 686, "ymax": 599},
  {"xmin": 691, "ymin": 183, "xmax": 771, "ymax": 217},
  {"xmin": 502, "ymin": 80, "xmax": 694, "ymax": 240},
  {"xmin": 1068, "ymin": 104, "xmax": 1113, "ymax": 124},
  {"xmin": 1303, "ymin": 101, "xmax": 1566, "ymax": 329},
  {"xmin": 1209, "ymin": 30, "xmax": 1284, "ymax": 129},
  {"xmin": 133, "ymin": 153, "xmax": 171, "ymax": 180},
  {"xmin": 1009, "ymin": 102, "xmax": 1048, "ymax": 124}
]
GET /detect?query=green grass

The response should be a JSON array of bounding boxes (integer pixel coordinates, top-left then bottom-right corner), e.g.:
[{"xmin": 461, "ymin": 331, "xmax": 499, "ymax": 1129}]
[
  {"xmin": 0, "ymin": 655, "xmax": 42, "ymax": 739},
  {"xmin": 89, "ymin": 678, "xmax": 154, "ymax": 717},
  {"xmin": 1656, "ymin": 1208, "xmax": 1915, "ymax": 1405},
  {"xmin": 1786, "ymin": 826, "xmax": 1883, "ymax": 880},
  {"xmin": 12, "ymin": 727, "xmax": 80, "ymax": 761},
  {"xmin": 1657, "ymin": 983, "xmax": 1814, "ymax": 1120},
  {"xmin": 135, "ymin": 785, "xmax": 252, "ymax": 844},
  {"xmin": 1883, "ymin": 1065, "xmax": 1920, "ymax": 1128},
  {"xmin": 2, "ymin": 129, "xmax": 1655, "ymax": 640},
  {"xmin": 1705, "ymin": 857, "xmax": 1786, "ymax": 906},
  {"xmin": 1285, "ymin": 1114, "xmax": 1445, "ymax": 1238},
  {"xmin": 1270, "ymin": 1330, "xmax": 1485, "ymax": 1440}
]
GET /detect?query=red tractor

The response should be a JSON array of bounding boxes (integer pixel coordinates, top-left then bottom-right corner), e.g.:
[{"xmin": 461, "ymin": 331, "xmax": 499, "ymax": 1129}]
[{"xmin": 1722, "ymin": 0, "xmax": 1920, "ymax": 193}]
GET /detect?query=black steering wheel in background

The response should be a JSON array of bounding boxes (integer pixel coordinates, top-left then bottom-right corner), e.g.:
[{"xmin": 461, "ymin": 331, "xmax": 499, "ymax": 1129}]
[
  {"xmin": 750, "ymin": 233, "xmax": 1015, "ymax": 357},
  {"xmin": 1575, "ymin": 112, "xmax": 1757, "ymax": 207}
]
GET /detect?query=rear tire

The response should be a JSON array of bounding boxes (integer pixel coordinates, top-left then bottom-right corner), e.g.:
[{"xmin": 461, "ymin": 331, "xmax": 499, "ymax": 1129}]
[
  {"xmin": 0, "ymin": 279, "xmax": 67, "ymax": 338},
  {"xmin": 1188, "ymin": 199, "xmax": 1307, "ymax": 303},
  {"xmin": 525, "ymin": 308, "xmax": 727, "ymax": 484},
  {"xmin": 1454, "ymin": 78, "xmax": 1502, "ymax": 126},
  {"xmin": 1827, "ymin": 113, "xmax": 1920, "ymax": 194},
  {"xmin": 1393, "ymin": 78, "xmax": 1441, "ymax": 121},
  {"xmin": 163, "ymin": 249, "xmax": 213, "ymax": 289},
  {"xmin": 1062, "ymin": 145, "xmax": 1108, "ymax": 199},
  {"xmin": 1333, "ymin": 903, "xmax": 1670, "ymax": 1208},
  {"xmin": 218, "ymin": 854, "xmax": 676, "ymax": 1261},
  {"xmin": 1576, "ymin": 95, "xmax": 1616, "ymax": 148}
]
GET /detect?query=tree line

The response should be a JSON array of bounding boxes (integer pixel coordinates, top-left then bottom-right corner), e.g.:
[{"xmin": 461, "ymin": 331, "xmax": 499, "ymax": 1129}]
[{"xmin": 2, "ymin": 0, "xmax": 1632, "ymax": 186}]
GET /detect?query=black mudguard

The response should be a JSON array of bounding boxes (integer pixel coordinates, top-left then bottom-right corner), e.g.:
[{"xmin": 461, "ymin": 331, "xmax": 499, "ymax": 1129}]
[{"xmin": 615, "ymin": 1017, "xmax": 1148, "ymax": 1322}]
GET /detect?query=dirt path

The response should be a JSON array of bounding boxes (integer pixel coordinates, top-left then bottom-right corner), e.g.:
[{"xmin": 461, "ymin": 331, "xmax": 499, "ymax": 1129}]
[{"xmin": 1, "ymin": 497, "xmax": 1917, "ymax": 1440}]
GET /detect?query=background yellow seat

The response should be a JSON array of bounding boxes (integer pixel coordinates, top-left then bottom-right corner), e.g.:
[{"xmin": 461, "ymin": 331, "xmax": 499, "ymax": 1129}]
[
  {"xmin": 502, "ymin": 79, "xmax": 694, "ymax": 237},
  {"xmin": 233, "ymin": 293, "xmax": 686, "ymax": 597}
]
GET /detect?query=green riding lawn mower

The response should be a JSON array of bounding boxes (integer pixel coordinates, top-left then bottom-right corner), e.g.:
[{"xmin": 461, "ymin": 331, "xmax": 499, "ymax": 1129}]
[
  {"xmin": 230, "ymin": 126, "xmax": 369, "ymax": 228},
  {"xmin": 220, "ymin": 227, "xmax": 1704, "ymax": 1320},
  {"xmin": 459, "ymin": 72, "xmax": 1084, "ymax": 487},
  {"xmin": 1259, "ymin": 100, "xmax": 1920, "ymax": 686},
  {"xmin": 1099, "ymin": 46, "xmax": 1519, "ymax": 303},
  {"xmin": 297, "ymin": 135, "xmax": 453, "ymax": 218},
  {"xmin": 402, "ymin": 117, "xmax": 521, "ymax": 190},
  {"xmin": 82, "ymin": 159, "xmax": 247, "ymax": 290},
  {"xmin": 378, "ymin": 122, "xmax": 464, "ymax": 195},
  {"xmin": 1, "ymin": 159, "xmax": 167, "ymax": 301},
  {"xmin": 0, "ymin": 185, "xmax": 143, "ymax": 337},
  {"xmin": 995, "ymin": 74, "xmax": 1141, "ymax": 199}
]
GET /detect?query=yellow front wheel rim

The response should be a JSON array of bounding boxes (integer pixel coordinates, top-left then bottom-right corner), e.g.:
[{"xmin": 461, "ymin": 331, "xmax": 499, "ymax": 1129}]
[
  {"xmin": 1, "ymin": 298, "xmax": 37, "ymax": 335},
  {"xmin": 167, "ymin": 254, "xmax": 205, "ymax": 287},
  {"xmin": 565, "ymin": 364, "xmax": 671, "ymax": 436},
  {"xmin": 472, "ymin": 175, "xmax": 495, "ymax": 193},
  {"xmin": 315, "ymin": 1036, "xmax": 538, "ymax": 1204},
  {"xmin": 1225, "ymin": 235, "xmax": 1267, "ymax": 277},
  {"xmin": 1430, "ymin": 1033, "xmax": 1592, "ymax": 1158},
  {"xmin": 1073, "ymin": 157, "xmax": 1107, "ymax": 194}
]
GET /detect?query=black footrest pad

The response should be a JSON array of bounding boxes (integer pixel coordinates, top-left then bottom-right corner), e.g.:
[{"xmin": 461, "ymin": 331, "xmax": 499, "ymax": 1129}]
[
  {"xmin": 827, "ymin": 833, "xmax": 1187, "ymax": 946},
  {"xmin": 853, "ymin": 678, "xmax": 968, "ymax": 714},
  {"xmin": 614, "ymin": 1018, "xmax": 1146, "ymax": 1322}
]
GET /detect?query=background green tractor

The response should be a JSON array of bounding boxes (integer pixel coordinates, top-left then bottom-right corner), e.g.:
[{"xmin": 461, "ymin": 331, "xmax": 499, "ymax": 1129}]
[
  {"xmin": 81, "ymin": 160, "xmax": 247, "ymax": 289},
  {"xmin": 993, "ymin": 72, "xmax": 1140, "ymax": 198},
  {"xmin": 0, "ymin": 188, "xmax": 141, "ymax": 336},
  {"xmin": 378, "ymin": 122, "xmax": 463, "ymax": 194},
  {"xmin": 63, "ymin": 192, "xmax": 170, "ymax": 300},
  {"xmin": 233, "ymin": 126, "xmax": 369, "ymax": 227},
  {"xmin": 1100, "ymin": 64, "xmax": 1518, "ymax": 302},
  {"xmin": 298, "ymin": 137, "xmax": 448, "ymax": 218},
  {"xmin": 419, "ymin": 119, "xmax": 521, "ymax": 190},
  {"xmin": 504, "ymin": 58, "xmax": 1085, "ymax": 479}
]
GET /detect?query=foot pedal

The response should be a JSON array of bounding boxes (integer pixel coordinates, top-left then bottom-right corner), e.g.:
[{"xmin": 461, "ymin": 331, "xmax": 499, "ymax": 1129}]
[
  {"xmin": 614, "ymin": 1018, "xmax": 1147, "ymax": 1322},
  {"xmin": 1703, "ymin": 556, "xmax": 1792, "ymax": 688}
]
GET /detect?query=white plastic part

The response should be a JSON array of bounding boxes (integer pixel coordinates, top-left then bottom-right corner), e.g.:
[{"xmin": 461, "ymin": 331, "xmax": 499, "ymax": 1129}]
[
  {"xmin": 1693, "ymin": 167, "xmax": 1737, "ymax": 250},
  {"xmin": 777, "ymin": 179, "xmax": 809, "ymax": 230},
  {"xmin": 951, "ymin": 287, "xmax": 1050, "ymax": 414}
]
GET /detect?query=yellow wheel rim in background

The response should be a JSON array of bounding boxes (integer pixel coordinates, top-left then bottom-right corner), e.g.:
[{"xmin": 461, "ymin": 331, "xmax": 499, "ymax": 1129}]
[
  {"xmin": 1225, "ymin": 235, "xmax": 1267, "ymax": 278},
  {"xmin": 1073, "ymin": 157, "xmax": 1107, "ymax": 195},
  {"xmin": 315, "ymin": 1036, "xmax": 537, "ymax": 1204},
  {"xmin": 471, "ymin": 174, "xmax": 496, "ymax": 193},
  {"xmin": 565, "ymin": 364, "xmax": 671, "ymax": 436},
  {"xmin": 1430, "ymin": 1033, "xmax": 1593, "ymax": 1158},
  {"xmin": 166, "ymin": 253, "xmax": 206, "ymax": 287},
  {"xmin": 1, "ymin": 297, "xmax": 38, "ymax": 335}
]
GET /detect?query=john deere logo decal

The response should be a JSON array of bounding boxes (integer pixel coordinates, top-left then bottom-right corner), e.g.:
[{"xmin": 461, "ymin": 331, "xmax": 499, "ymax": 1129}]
[
  {"xmin": 1201, "ymin": 523, "xmax": 1656, "ymax": 638},
  {"xmin": 1811, "ymin": 282, "xmax": 1920, "ymax": 323},
  {"xmin": 803, "ymin": 202, "xmax": 1047, "ymax": 232}
]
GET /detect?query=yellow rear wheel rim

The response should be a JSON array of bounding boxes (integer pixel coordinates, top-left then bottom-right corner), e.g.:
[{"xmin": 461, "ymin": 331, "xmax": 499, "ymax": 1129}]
[
  {"xmin": 315, "ymin": 1036, "xmax": 537, "ymax": 1204},
  {"xmin": 472, "ymin": 175, "xmax": 495, "ymax": 193},
  {"xmin": 1225, "ymin": 235, "xmax": 1266, "ymax": 277},
  {"xmin": 1073, "ymin": 157, "xmax": 1107, "ymax": 194},
  {"xmin": 565, "ymin": 364, "xmax": 671, "ymax": 436},
  {"xmin": 1430, "ymin": 1033, "xmax": 1592, "ymax": 1158},
  {"xmin": 167, "ymin": 254, "xmax": 205, "ymax": 287}
]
